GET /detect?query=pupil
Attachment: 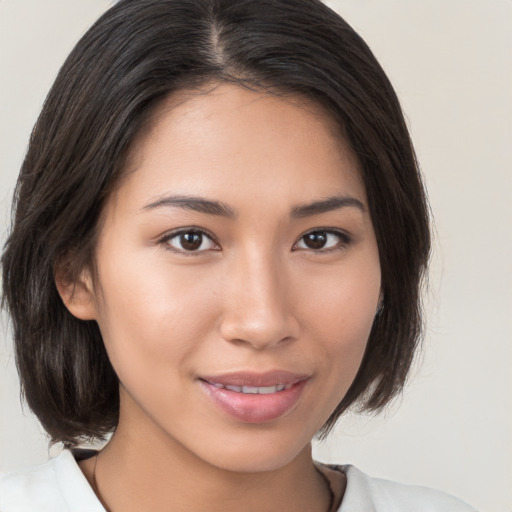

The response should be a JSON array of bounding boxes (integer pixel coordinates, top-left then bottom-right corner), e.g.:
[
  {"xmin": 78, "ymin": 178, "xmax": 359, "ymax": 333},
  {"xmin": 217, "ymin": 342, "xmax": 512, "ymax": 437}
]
[
  {"xmin": 180, "ymin": 232, "xmax": 202, "ymax": 251},
  {"xmin": 305, "ymin": 232, "xmax": 327, "ymax": 249}
]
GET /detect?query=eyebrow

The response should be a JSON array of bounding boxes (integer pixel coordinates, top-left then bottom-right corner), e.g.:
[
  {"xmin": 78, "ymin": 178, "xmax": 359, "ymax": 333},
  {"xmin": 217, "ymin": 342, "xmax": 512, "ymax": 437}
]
[
  {"xmin": 142, "ymin": 194, "xmax": 365, "ymax": 218},
  {"xmin": 291, "ymin": 195, "xmax": 366, "ymax": 218},
  {"xmin": 143, "ymin": 195, "xmax": 237, "ymax": 218}
]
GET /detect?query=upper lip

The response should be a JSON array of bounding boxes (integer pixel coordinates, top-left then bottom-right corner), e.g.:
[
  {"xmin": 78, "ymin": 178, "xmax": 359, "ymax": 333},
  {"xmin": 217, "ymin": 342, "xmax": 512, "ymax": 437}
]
[{"xmin": 200, "ymin": 370, "xmax": 309, "ymax": 388}]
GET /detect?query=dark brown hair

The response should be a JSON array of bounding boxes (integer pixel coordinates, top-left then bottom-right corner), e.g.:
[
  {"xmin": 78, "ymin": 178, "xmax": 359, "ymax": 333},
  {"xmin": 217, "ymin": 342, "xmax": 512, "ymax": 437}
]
[{"xmin": 1, "ymin": 0, "xmax": 430, "ymax": 446}]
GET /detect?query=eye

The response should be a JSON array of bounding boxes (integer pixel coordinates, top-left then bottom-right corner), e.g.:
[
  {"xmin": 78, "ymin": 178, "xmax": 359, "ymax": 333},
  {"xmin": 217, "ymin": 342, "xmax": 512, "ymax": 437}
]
[
  {"xmin": 294, "ymin": 229, "xmax": 351, "ymax": 252},
  {"xmin": 160, "ymin": 229, "xmax": 219, "ymax": 254}
]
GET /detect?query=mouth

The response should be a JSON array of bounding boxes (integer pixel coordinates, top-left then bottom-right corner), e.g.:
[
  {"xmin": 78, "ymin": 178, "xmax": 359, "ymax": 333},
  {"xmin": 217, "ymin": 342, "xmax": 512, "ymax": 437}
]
[
  {"xmin": 207, "ymin": 382, "xmax": 294, "ymax": 394},
  {"xmin": 199, "ymin": 371, "xmax": 309, "ymax": 423}
]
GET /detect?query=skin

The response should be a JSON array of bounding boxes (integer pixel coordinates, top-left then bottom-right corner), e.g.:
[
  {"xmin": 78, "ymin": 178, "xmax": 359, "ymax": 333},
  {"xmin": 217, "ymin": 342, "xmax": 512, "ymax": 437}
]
[{"xmin": 59, "ymin": 83, "xmax": 381, "ymax": 512}]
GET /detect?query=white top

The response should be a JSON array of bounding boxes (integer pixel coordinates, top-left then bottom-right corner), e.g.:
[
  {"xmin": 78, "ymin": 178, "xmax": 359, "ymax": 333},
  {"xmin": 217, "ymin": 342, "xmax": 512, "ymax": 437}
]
[{"xmin": 0, "ymin": 450, "xmax": 478, "ymax": 512}]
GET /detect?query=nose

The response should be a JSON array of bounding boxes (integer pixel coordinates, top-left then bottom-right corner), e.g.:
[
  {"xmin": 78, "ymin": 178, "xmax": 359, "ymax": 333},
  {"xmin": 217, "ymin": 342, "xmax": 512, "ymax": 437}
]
[{"xmin": 219, "ymin": 250, "xmax": 300, "ymax": 350}]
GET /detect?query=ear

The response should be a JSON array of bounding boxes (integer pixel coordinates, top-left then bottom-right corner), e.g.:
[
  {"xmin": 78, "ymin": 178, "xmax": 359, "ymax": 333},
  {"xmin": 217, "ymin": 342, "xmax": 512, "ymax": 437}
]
[{"xmin": 54, "ymin": 260, "xmax": 97, "ymax": 321}]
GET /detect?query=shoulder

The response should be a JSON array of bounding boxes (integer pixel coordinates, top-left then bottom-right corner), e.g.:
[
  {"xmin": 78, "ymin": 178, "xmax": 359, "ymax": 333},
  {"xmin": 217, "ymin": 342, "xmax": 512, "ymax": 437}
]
[
  {"xmin": 337, "ymin": 465, "xmax": 479, "ymax": 512},
  {"xmin": 0, "ymin": 450, "xmax": 104, "ymax": 512}
]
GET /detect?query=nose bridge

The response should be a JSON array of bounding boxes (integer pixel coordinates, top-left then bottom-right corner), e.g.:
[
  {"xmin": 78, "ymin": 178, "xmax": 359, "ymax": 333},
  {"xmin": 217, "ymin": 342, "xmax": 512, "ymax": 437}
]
[{"xmin": 219, "ymin": 245, "xmax": 298, "ymax": 349}]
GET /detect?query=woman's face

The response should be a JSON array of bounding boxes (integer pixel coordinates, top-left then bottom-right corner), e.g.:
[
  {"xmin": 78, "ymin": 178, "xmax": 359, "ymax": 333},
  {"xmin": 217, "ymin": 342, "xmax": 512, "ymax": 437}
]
[{"xmin": 75, "ymin": 83, "xmax": 381, "ymax": 472}]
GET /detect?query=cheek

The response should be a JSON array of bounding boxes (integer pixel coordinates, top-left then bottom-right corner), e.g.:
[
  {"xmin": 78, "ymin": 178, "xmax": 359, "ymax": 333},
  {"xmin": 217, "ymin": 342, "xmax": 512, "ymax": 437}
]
[
  {"xmin": 300, "ymin": 262, "xmax": 380, "ymax": 337},
  {"xmin": 92, "ymin": 249, "xmax": 222, "ymax": 374},
  {"xmin": 296, "ymin": 258, "xmax": 380, "ymax": 377}
]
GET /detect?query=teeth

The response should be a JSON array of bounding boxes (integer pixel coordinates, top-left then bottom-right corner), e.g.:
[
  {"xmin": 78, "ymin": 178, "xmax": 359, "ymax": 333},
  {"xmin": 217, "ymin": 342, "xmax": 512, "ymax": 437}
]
[
  {"xmin": 212, "ymin": 383, "xmax": 293, "ymax": 394},
  {"xmin": 242, "ymin": 386, "xmax": 260, "ymax": 394},
  {"xmin": 258, "ymin": 386, "xmax": 278, "ymax": 394}
]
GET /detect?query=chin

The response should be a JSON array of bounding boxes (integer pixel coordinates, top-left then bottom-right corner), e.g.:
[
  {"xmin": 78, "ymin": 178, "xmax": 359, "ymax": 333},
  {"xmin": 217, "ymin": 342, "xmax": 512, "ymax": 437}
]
[{"xmin": 193, "ymin": 428, "xmax": 313, "ymax": 474}]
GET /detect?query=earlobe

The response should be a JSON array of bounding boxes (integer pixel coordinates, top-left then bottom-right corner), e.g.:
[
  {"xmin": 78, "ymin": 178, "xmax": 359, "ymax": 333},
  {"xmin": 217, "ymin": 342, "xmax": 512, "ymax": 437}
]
[{"xmin": 54, "ymin": 263, "xmax": 97, "ymax": 321}]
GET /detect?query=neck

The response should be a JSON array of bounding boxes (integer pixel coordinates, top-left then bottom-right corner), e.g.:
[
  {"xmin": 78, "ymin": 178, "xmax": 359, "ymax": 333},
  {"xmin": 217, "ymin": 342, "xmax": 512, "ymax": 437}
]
[{"xmin": 82, "ymin": 415, "xmax": 333, "ymax": 512}]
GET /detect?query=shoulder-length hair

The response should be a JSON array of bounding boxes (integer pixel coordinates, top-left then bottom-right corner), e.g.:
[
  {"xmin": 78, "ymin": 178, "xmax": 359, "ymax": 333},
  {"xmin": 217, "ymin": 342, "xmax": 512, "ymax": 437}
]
[{"xmin": 2, "ymin": 0, "xmax": 430, "ymax": 447}]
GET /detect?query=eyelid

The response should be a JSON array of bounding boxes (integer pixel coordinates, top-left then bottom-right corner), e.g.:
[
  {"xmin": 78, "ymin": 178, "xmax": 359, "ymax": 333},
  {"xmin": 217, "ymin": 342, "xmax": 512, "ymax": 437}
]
[
  {"xmin": 158, "ymin": 227, "xmax": 220, "ymax": 255},
  {"xmin": 156, "ymin": 226, "xmax": 352, "ymax": 255},
  {"xmin": 292, "ymin": 227, "xmax": 353, "ymax": 252}
]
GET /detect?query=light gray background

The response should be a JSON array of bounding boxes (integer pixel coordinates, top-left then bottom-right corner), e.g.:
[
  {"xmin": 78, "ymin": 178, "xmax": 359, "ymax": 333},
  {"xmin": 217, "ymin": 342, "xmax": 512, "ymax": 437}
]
[{"xmin": 1, "ymin": 1, "xmax": 511, "ymax": 511}]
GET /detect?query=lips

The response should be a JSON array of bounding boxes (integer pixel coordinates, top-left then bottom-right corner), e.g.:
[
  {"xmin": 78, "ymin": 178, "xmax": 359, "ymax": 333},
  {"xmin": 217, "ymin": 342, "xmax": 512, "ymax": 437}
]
[
  {"xmin": 210, "ymin": 383, "xmax": 291, "ymax": 394},
  {"xmin": 199, "ymin": 371, "xmax": 309, "ymax": 423}
]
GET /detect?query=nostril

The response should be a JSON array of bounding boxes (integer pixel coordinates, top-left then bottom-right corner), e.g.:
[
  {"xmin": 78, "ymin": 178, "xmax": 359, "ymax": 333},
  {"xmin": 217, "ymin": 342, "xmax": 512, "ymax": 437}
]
[
  {"xmin": 219, "ymin": 314, "xmax": 299, "ymax": 350},
  {"xmin": 219, "ymin": 262, "xmax": 300, "ymax": 348}
]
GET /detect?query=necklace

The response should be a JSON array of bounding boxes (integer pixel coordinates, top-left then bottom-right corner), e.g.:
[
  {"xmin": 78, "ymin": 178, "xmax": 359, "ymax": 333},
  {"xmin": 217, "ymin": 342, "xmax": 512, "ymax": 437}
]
[{"xmin": 92, "ymin": 454, "xmax": 335, "ymax": 512}]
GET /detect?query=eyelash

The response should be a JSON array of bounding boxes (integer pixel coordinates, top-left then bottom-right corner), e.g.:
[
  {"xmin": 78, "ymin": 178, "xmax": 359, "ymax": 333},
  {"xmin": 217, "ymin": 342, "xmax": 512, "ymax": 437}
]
[
  {"xmin": 158, "ymin": 227, "xmax": 352, "ymax": 256},
  {"xmin": 158, "ymin": 227, "xmax": 220, "ymax": 256},
  {"xmin": 293, "ymin": 228, "xmax": 353, "ymax": 253}
]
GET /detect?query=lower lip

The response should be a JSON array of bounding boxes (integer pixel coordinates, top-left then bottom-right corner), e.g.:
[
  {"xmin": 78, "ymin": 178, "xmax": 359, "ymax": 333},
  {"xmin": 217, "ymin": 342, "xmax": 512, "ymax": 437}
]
[{"xmin": 200, "ymin": 379, "xmax": 308, "ymax": 423}]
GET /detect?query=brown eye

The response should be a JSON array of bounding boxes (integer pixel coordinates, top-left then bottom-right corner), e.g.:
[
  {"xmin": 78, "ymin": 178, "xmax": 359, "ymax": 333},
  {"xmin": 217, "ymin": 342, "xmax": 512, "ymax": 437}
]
[
  {"xmin": 294, "ymin": 230, "xmax": 351, "ymax": 252},
  {"xmin": 180, "ymin": 232, "xmax": 203, "ymax": 251},
  {"xmin": 163, "ymin": 229, "xmax": 218, "ymax": 253},
  {"xmin": 303, "ymin": 231, "xmax": 328, "ymax": 249}
]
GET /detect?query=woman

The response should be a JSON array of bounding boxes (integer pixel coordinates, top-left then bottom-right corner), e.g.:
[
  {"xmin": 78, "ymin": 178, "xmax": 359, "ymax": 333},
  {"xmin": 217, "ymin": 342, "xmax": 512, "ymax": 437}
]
[{"xmin": 0, "ymin": 0, "xmax": 478, "ymax": 510}]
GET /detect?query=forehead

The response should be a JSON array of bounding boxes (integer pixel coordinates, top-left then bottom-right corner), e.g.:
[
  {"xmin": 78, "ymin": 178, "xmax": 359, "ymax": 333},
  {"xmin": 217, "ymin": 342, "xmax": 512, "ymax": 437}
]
[{"xmin": 115, "ymin": 83, "xmax": 366, "ymax": 211}]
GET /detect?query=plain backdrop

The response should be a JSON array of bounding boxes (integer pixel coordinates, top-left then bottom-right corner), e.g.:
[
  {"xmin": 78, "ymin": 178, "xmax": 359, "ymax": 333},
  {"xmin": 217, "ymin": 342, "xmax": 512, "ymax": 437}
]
[{"xmin": 0, "ymin": 1, "xmax": 511, "ymax": 511}]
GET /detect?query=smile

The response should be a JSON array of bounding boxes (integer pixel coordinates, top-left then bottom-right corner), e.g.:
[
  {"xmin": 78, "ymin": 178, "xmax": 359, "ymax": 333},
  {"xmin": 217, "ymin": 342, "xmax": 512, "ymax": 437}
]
[
  {"xmin": 208, "ymin": 383, "xmax": 293, "ymax": 394},
  {"xmin": 199, "ymin": 371, "xmax": 309, "ymax": 423}
]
